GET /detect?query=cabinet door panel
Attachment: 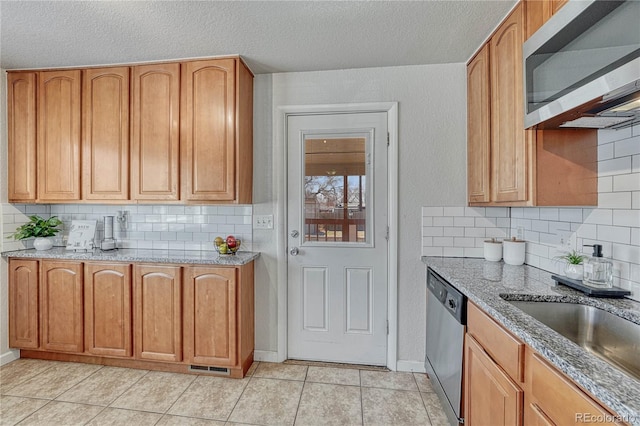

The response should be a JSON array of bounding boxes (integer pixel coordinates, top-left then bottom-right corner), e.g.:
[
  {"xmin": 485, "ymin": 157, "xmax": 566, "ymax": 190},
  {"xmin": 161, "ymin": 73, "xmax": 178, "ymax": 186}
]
[
  {"xmin": 464, "ymin": 334, "xmax": 523, "ymax": 426},
  {"xmin": 41, "ymin": 261, "xmax": 83, "ymax": 352},
  {"xmin": 467, "ymin": 45, "xmax": 491, "ymax": 204},
  {"xmin": 38, "ymin": 70, "xmax": 81, "ymax": 201},
  {"xmin": 9, "ymin": 259, "xmax": 39, "ymax": 349},
  {"xmin": 83, "ymin": 67, "xmax": 130, "ymax": 200},
  {"xmin": 134, "ymin": 265, "xmax": 182, "ymax": 361},
  {"xmin": 181, "ymin": 59, "xmax": 236, "ymax": 201},
  {"xmin": 490, "ymin": 4, "xmax": 527, "ymax": 203},
  {"xmin": 85, "ymin": 263, "xmax": 132, "ymax": 357},
  {"xmin": 131, "ymin": 63, "xmax": 180, "ymax": 201},
  {"xmin": 184, "ymin": 267, "xmax": 237, "ymax": 366},
  {"xmin": 7, "ymin": 72, "xmax": 37, "ymax": 202}
]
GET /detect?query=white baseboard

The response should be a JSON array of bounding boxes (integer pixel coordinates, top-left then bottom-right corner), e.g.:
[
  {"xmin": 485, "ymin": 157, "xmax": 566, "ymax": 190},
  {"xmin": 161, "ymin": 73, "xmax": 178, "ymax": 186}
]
[
  {"xmin": 0, "ymin": 349, "xmax": 20, "ymax": 366},
  {"xmin": 396, "ymin": 360, "xmax": 426, "ymax": 373},
  {"xmin": 253, "ymin": 350, "xmax": 282, "ymax": 363}
]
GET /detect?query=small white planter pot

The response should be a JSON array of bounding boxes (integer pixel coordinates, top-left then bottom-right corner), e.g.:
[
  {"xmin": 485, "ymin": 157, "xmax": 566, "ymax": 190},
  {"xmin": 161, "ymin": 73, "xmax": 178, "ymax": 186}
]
[
  {"xmin": 564, "ymin": 263, "xmax": 584, "ymax": 280},
  {"xmin": 33, "ymin": 237, "xmax": 54, "ymax": 251}
]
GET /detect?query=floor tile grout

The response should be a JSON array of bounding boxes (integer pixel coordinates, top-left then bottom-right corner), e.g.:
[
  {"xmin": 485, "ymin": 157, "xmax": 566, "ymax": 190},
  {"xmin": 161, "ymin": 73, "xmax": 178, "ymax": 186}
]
[{"xmin": 2, "ymin": 360, "xmax": 442, "ymax": 426}]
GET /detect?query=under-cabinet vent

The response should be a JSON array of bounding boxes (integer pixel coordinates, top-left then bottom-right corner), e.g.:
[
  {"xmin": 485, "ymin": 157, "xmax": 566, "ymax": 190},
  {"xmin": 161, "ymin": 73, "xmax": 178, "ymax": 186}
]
[{"xmin": 188, "ymin": 365, "xmax": 231, "ymax": 375}]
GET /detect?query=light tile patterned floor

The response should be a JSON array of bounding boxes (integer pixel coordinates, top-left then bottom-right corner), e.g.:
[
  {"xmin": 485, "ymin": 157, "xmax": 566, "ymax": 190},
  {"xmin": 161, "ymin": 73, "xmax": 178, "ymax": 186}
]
[{"xmin": 0, "ymin": 359, "xmax": 448, "ymax": 425}]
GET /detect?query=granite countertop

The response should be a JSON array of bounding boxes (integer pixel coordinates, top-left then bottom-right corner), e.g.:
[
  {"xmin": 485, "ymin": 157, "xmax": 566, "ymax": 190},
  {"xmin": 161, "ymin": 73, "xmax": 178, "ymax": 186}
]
[
  {"xmin": 2, "ymin": 247, "xmax": 260, "ymax": 266},
  {"xmin": 422, "ymin": 256, "xmax": 640, "ymax": 425}
]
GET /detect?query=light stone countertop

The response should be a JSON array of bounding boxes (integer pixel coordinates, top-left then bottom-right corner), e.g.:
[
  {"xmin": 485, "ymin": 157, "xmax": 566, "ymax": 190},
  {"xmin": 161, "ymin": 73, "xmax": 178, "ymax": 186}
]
[
  {"xmin": 422, "ymin": 256, "xmax": 640, "ymax": 425},
  {"xmin": 2, "ymin": 247, "xmax": 260, "ymax": 266}
]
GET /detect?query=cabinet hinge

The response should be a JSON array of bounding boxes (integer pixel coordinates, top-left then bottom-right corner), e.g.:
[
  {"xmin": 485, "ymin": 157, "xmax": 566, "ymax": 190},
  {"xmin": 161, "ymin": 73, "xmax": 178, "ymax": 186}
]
[
  {"xmin": 387, "ymin": 320, "xmax": 389, "ymax": 335},
  {"xmin": 387, "ymin": 132, "xmax": 390, "ymax": 146},
  {"xmin": 385, "ymin": 226, "xmax": 389, "ymax": 242}
]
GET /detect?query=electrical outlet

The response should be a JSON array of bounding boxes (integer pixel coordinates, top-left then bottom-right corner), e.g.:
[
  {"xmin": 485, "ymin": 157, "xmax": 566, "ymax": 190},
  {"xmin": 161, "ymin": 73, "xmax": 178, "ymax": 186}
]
[
  {"xmin": 253, "ymin": 215, "xmax": 274, "ymax": 229},
  {"xmin": 556, "ymin": 231, "xmax": 573, "ymax": 252}
]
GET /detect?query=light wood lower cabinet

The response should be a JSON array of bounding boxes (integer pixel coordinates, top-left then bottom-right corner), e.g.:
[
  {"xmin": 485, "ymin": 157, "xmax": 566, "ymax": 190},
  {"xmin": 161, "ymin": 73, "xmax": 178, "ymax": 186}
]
[
  {"xmin": 8, "ymin": 259, "xmax": 39, "ymax": 349},
  {"xmin": 524, "ymin": 348, "xmax": 623, "ymax": 426},
  {"xmin": 464, "ymin": 334, "xmax": 523, "ymax": 426},
  {"xmin": 84, "ymin": 262, "xmax": 132, "ymax": 357},
  {"xmin": 465, "ymin": 302, "xmax": 627, "ymax": 426},
  {"xmin": 134, "ymin": 264, "xmax": 183, "ymax": 362},
  {"xmin": 40, "ymin": 260, "xmax": 84, "ymax": 353},
  {"xmin": 9, "ymin": 258, "xmax": 255, "ymax": 377}
]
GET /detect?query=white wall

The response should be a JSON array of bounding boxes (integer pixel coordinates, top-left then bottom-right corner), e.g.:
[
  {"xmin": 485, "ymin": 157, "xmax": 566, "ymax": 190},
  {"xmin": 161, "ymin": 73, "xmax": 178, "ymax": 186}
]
[
  {"xmin": 1, "ymin": 69, "xmax": 20, "ymax": 364},
  {"xmin": 252, "ymin": 63, "xmax": 468, "ymax": 364}
]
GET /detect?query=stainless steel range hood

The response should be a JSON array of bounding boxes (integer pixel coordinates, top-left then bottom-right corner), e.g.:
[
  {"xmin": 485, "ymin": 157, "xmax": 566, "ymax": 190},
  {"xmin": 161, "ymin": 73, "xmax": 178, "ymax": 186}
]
[{"xmin": 523, "ymin": 0, "xmax": 640, "ymax": 130}]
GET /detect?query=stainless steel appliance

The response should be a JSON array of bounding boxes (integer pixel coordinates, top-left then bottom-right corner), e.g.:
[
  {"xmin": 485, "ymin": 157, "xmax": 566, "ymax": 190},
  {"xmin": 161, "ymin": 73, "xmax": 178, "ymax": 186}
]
[
  {"xmin": 524, "ymin": 0, "xmax": 640, "ymax": 129},
  {"xmin": 425, "ymin": 268, "xmax": 467, "ymax": 426},
  {"xmin": 100, "ymin": 215, "xmax": 117, "ymax": 251}
]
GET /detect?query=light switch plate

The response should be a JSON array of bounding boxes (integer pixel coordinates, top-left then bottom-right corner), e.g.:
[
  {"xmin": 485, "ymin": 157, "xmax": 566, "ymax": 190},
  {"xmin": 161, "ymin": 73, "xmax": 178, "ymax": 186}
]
[{"xmin": 253, "ymin": 215, "xmax": 274, "ymax": 229}]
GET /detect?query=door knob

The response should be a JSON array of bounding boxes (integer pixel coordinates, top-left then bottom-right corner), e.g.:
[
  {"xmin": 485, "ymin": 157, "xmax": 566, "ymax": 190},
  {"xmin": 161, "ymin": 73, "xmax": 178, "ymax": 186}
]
[
  {"xmin": 290, "ymin": 230, "xmax": 299, "ymax": 238},
  {"xmin": 290, "ymin": 247, "xmax": 299, "ymax": 256}
]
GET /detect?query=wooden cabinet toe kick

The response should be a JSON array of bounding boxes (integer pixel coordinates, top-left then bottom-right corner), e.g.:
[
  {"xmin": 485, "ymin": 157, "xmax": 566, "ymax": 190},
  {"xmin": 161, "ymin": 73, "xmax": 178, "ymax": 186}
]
[{"xmin": 19, "ymin": 350, "xmax": 254, "ymax": 379}]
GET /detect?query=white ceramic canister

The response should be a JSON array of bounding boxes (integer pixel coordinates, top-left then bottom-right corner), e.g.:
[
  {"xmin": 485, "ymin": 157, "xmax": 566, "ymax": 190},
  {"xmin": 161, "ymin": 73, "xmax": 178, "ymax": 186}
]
[
  {"xmin": 483, "ymin": 238, "xmax": 503, "ymax": 262},
  {"xmin": 503, "ymin": 237, "xmax": 526, "ymax": 266}
]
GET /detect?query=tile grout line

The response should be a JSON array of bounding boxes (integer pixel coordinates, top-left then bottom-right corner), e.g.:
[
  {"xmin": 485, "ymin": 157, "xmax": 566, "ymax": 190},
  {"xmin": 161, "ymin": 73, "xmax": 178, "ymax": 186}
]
[
  {"xmin": 52, "ymin": 364, "xmax": 106, "ymax": 402},
  {"xmin": 105, "ymin": 368, "xmax": 152, "ymax": 410},
  {"xmin": 224, "ymin": 362, "xmax": 258, "ymax": 423},
  {"xmin": 360, "ymin": 369, "xmax": 365, "ymax": 426},
  {"xmin": 291, "ymin": 366, "xmax": 309, "ymax": 426},
  {"xmin": 414, "ymin": 372, "xmax": 435, "ymax": 426}
]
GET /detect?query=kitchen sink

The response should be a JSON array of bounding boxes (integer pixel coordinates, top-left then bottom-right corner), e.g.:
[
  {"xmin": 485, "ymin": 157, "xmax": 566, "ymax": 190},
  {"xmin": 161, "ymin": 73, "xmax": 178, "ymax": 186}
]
[{"xmin": 505, "ymin": 300, "xmax": 640, "ymax": 381}]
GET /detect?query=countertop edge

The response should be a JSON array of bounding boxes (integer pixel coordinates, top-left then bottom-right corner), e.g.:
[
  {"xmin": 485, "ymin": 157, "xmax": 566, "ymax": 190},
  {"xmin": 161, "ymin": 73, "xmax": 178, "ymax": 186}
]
[
  {"xmin": 422, "ymin": 256, "xmax": 640, "ymax": 425},
  {"xmin": 1, "ymin": 248, "xmax": 261, "ymax": 266}
]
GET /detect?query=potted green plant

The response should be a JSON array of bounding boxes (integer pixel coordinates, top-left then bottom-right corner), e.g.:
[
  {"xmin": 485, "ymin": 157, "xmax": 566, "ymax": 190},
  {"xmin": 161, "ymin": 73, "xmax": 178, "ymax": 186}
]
[
  {"xmin": 555, "ymin": 250, "xmax": 587, "ymax": 280},
  {"xmin": 11, "ymin": 215, "xmax": 63, "ymax": 250}
]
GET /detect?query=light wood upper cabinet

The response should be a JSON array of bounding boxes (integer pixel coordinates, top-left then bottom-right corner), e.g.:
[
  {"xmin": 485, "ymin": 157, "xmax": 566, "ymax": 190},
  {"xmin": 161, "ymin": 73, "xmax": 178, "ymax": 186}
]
[
  {"xmin": 82, "ymin": 67, "xmax": 130, "ymax": 201},
  {"xmin": 40, "ymin": 260, "xmax": 84, "ymax": 353},
  {"xmin": 181, "ymin": 58, "xmax": 253, "ymax": 203},
  {"xmin": 8, "ymin": 259, "xmax": 39, "ymax": 349},
  {"xmin": 85, "ymin": 262, "xmax": 132, "ymax": 357},
  {"xmin": 38, "ymin": 70, "xmax": 82, "ymax": 201},
  {"xmin": 7, "ymin": 72, "xmax": 38, "ymax": 202},
  {"xmin": 467, "ymin": 2, "xmax": 597, "ymax": 207},
  {"xmin": 490, "ymin": 3, "xmax": 527, "ymax": 203},
  {"xmin": 183, "ymin": 266, "xmax": 237, "ymax": 366},
  {"xmin": 525, "ymin": 0, "xmax": 568, "ymax": 39},
  {"xmin": 467, "ymin": 45, "xmax": 491, "ymax": 204},
  {"xmin": 134, "ymin": 264, "xmax": 182, "ymax": 362},
  {"xmin": 131, "ymin": 63, "xmax": 180, "ymax": 201}
]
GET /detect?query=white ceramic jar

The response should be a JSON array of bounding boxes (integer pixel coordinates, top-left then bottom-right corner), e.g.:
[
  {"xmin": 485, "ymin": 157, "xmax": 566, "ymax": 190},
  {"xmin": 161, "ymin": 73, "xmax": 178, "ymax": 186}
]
[
  {"xmin": 483, "ymin": 239, "xmax": 503, "ymax": 262},
  {"xmin": 503, "ymin": 238, "xmax": 526, "ymax": 266}
]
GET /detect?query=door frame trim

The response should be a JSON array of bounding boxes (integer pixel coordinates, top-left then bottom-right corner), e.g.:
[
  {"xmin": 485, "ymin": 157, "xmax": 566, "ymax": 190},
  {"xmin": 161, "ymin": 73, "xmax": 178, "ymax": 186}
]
[{"xmin": 275, "ymin": 102, "xmax": 398, "ymax": 370}]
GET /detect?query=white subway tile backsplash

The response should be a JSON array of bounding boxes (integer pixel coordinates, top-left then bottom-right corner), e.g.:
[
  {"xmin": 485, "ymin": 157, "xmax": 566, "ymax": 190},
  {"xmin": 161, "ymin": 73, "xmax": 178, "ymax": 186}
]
[
  {"xmin": 558, "ymin": 208, "xmax": 583, "ymax": 223},
  {"xmin": 433, "ymin": 237, "xmax": 454, "ymax": 247},
  {"xmin": 484, "ymin": 207, "xmax": 509, "ymax": 217},
  {"xmin": 599, "ymin": 156, "xmax": 632, "ymax": 176},
  {"xmin": 433, "ymin": 217, "xmax": 454, "ymax": 227},
  {"xmin": 464, "ymin": 227, "xmax": 485, "ymax": 238},
  {"xmin": 598, "ymin": 176, "xmax": 613, "ymax": 193},
  {"xmin": 443, "ymin": 207, "xmax": 465, "ymax": 217},
  {"xmin": 612, "ymin": 210, "xmax": 640, "ymax": 227},
  {"xmin": 444, "ymin": 247, "xmax": 464, "ymax": 257},
  {"xmin": 613, "ymin": 173, "xmax": 640, "ymax": 192},
  {"xmin": 599, "ymin": 192, "xmax": 632, "ymax": 209},
  {"xmin": 539, "ymin": 208, "xmax": 559, "ymax": 221},
  {"xmin": 615, "ymin": 135, "xmax": 640, "ymax": 157},
  {"xmin": 633, "ymin": 155, "xmax": 640, "ymax": 173},
  {"xmin": 599, "ymin": 126, "xmax": 632, "ymax": 143},
  {"xmin": 523, "ymin": 208, "xmax": 540, "ymax": 219},
  {"xmin": 597, "ymin": 225, "xmax": 631, "ymax": 244},
  {"xmin": 464, "ymin": 207, "xmax": 485, "ymax": 217},
  {"xmin": 612, "ymin": 243, "xmax": 640, "ymax": 264},
  {"xmin": 443, "ymin": 227, "xmax": 464, "ymax": 237},
  {"xmin": 597, "ymin": 142, "xmax": 614, "ymax": 160},
  {"xmin": 453, "ymin": 217, "xmax": 475, "ymax": 227}
]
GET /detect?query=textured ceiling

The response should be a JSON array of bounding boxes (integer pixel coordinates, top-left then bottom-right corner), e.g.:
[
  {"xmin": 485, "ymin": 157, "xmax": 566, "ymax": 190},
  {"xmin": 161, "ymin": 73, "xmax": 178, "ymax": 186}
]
[{"xmin": 0, "ymin": 1, "xmax": 516, "ymax": 74}]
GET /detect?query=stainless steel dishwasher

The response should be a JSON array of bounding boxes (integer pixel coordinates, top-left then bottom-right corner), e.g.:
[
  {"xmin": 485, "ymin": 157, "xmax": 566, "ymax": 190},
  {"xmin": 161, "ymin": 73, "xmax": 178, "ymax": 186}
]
[{"xmin": 425, "ymin": 267, "xmax": 466, "ymax": 426}]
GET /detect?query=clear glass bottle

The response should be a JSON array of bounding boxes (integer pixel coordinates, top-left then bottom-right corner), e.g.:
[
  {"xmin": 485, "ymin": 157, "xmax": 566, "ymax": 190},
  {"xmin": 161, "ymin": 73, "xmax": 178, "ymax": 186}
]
[{"xmin": 582, "ymin": 244, "xmax": 613, "ymax": 288}]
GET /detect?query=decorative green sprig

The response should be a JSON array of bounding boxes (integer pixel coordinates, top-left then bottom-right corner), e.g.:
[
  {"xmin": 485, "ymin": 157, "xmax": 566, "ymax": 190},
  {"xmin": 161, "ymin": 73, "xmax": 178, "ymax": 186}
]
[
  {"xmin": 11, "ymin": 215, "xmax": 62, "ymax": 240},
  {"xmin": 555, "ymin": 250, "xmax": 587, "ymax": 265}
]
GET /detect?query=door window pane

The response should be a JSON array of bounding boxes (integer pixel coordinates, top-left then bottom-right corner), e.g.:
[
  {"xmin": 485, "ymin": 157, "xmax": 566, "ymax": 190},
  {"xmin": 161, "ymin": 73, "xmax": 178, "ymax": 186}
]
[{"xmin": 304, "ymin": 137, "xmax": 368, "ymax": 244}]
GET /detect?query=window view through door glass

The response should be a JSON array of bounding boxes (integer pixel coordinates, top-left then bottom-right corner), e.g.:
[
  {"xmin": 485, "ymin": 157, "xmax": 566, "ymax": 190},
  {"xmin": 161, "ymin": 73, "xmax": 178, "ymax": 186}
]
[{"xmin": 304, "ymin": 137, "xmax": 368, "ymax": 243}]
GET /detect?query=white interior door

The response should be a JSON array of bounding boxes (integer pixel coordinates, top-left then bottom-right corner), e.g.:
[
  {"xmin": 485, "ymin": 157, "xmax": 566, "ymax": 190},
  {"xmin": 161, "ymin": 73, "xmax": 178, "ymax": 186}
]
[{"xmin": 287, "ymin": 112, "xmax": 388, "ymax": 365}]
